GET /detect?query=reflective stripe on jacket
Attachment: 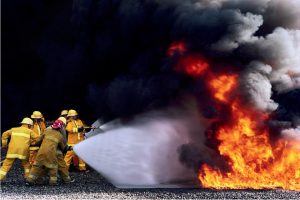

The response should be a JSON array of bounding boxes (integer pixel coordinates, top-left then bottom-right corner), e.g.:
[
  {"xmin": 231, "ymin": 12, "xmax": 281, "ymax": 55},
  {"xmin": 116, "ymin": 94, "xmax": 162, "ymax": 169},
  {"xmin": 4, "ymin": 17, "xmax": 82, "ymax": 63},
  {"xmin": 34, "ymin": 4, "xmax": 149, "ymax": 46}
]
[
  {"xmin": 30, "ymin": 122, "xmax": 46, "ymax": 151},
  {"xmin": 2, "ymin": 126, "xmax": 37, "ymax": 160}
]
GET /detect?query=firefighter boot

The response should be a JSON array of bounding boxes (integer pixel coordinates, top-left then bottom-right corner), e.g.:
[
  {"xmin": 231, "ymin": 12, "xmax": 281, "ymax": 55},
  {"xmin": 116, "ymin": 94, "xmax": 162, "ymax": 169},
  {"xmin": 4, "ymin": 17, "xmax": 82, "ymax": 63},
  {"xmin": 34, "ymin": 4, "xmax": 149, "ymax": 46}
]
[{"xmin": 48, "ymin": 168, "xmax": 58, "ymax": 186}]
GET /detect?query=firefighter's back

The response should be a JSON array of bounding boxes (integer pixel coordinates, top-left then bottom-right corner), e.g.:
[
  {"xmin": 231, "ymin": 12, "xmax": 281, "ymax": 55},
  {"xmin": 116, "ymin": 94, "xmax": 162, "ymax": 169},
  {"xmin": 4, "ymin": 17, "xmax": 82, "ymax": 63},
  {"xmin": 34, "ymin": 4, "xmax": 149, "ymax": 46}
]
[
  {"xmin": 35, "ymin": 128, "xmax": 63, "ymax": 168},
  {"xmin": 7, "ymin": 127, "xmax": 32, "ymax": 160}
]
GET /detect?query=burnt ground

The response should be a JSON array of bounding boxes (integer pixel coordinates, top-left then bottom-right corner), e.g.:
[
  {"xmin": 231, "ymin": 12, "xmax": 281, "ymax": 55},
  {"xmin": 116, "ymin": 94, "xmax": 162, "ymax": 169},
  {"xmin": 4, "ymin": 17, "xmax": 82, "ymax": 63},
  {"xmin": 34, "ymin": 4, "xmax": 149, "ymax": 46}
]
[{"xmin": 1, "ymin": 151, "xmax": 300, "ymax": 199}]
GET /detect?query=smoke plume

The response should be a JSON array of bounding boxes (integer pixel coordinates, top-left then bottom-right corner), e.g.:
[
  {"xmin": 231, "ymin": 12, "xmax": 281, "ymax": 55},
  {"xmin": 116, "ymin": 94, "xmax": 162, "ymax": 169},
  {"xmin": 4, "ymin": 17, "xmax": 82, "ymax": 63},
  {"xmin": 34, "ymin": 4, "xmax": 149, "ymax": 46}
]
[
  {"xmin": 74, "ymin": 0, "xmax": 300, "ymax": 116},
  {"xmin": 3, "ymin": 0, "xmax": 300, "ymax": 126}
]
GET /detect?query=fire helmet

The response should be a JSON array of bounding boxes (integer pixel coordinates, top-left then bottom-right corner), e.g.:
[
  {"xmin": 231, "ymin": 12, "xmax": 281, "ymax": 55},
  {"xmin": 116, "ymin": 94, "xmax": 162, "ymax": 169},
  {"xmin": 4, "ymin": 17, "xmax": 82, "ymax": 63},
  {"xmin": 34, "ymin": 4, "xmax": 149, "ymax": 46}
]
[
  {"xmin": 20, "ymin": 117, "xmax": 33, "ymax": 126},
  {"xmin": 31, "ymin": 111, "xmax": 43, "ymax": 119},
  {"xmin": 52, "ymin": 119, "xmax": 64, "ymax": 129},
  {"xmin": 57, "ymin": 117, "xmax": 67, "ymax": 125},
  {"xmin": 67, "ymin": 109, "xmax": 78, "ymax": 117},
  {"xmin": 61, "ymin": 110, "xmax": 68, "ymax": 116}
]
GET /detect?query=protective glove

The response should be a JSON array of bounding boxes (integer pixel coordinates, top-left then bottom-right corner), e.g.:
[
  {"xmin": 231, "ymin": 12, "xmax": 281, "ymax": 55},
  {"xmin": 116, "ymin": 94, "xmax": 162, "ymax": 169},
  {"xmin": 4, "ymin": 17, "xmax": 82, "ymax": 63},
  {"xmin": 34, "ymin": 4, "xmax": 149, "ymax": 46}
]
[{"xmin": 77, "ymin": 127, "xmax": 84, "ymax": 132}]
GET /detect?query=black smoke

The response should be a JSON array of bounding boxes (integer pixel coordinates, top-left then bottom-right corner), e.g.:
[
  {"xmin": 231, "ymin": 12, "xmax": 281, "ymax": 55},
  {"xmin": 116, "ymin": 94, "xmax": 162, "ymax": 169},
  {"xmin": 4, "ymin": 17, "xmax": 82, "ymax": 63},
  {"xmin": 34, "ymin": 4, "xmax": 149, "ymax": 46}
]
[{"xmin": 2, "ymin": 0, "xmax": 300, "ymax": 133}]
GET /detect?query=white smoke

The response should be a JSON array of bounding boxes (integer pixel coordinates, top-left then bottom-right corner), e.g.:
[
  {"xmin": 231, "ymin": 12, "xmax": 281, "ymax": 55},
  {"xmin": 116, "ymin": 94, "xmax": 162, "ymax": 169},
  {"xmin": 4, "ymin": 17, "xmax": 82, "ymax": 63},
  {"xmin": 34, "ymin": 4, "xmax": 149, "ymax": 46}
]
[
  {"xmin": 247, "ymin": 28, "xmax": 300, "ymax": 90},
  {"xmin": 264, "ymin": 0, "xmax": 300, "ymax": 29},
  {"xmin": 239, "ymin": 61, "xmax": 278, "ymax": 112},
  {"xmin": 205, "ymin": 0, "xmax": 300, "ymax": 112},
  {"xmin": 281, "ymin": 127, "xmax": 300, "ymax": 143},
  {"xmin": 166, "ymin": 0, "xmax": 300, "ymax": 112},
  {"xmin": 212, "ymin": 11, "xmax": 263, "ymax": 52},
  {"xmin": 239, "ymin": 28, "xmax": 300, "ymax": 111}
]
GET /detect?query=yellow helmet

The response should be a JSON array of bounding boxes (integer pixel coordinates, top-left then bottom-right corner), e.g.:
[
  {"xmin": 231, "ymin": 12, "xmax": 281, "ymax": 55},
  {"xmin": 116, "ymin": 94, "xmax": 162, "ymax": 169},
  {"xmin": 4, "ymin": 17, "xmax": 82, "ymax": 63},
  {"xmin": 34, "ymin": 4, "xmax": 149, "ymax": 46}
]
[
  {"xmin": 20, "ymin": 117, "xmax": 33, "ymax": 126},
  {"xmin": 31, "ymin": 111, "xmax": 43, "ymax": 119},
  {"xmin": 67, "ymin": 109, "xmax": 78, "ymax": 117},
  {"xmin": 61, "ymin": 110, "xmax": 68, "ymax": 116},
  {"xmin": 57, "ymin": 117, "xmax": 67, "ymax": 125}
]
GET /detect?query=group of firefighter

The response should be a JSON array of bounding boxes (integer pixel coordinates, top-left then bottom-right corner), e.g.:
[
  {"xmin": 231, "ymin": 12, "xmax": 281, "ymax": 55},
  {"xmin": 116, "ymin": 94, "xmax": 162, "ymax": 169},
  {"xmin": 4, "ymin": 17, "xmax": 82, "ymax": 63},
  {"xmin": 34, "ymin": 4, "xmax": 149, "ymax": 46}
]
[{"xmin": 0, "ymin": 109, "xmax": 89, "ymax": 185}]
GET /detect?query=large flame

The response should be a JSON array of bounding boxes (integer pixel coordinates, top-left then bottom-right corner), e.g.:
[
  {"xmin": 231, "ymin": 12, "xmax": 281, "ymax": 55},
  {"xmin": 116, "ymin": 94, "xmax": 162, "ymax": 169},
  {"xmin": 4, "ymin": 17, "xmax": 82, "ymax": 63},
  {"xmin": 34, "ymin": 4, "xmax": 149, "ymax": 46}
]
[
  {"xmin": 199, "ymin": 75, "xmax": 300, "ymax": 191},
  {"xmin": 167, "ymin": 41, "xmax": 300, "ymax": 190}
]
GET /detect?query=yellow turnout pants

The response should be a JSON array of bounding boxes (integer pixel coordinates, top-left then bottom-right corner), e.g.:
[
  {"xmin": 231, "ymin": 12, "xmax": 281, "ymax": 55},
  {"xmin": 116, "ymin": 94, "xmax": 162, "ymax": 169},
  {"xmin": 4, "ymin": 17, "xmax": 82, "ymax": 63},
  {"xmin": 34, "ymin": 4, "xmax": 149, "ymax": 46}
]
[
  {"xmin": 64, "ymin": 150, "xmax": 86, "ymax": 171},
  {"xmin": 27, "ymin": 165, "xmax": 58, "ymax": 185},
  {"xmin": 0, "ymin": 158, "xmax": 30, "ymax": 181},
  {"xmin": 29, "ymin": 150, "xmax": 39, "ymax": 166},
  {"xmin": 57, "ymin": 152, "xmax": 72, "ymax": 182}
]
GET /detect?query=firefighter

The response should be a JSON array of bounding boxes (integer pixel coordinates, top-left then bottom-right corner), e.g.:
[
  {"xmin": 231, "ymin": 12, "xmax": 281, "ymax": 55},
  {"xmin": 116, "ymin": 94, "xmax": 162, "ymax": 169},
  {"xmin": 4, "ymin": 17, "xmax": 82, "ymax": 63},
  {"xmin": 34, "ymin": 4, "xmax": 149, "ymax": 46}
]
[
  {"xmin": 26, "ymin": 119, "xmax": 67, "ymax": 186},
  {"xmin": 27, "ymin": 117, "xmax": 74, "ymax": 185},
  {"xmin": 56, "ymin": 117, "xmax": 74, "ymax": 183},
  {"xmin": 29, "ymin": 111, "xmax": 46, "ymax": 167},
  {"xmin": 64, "ymin": 109, "xmax": 87, "ymax": 172},
  {"xmin": 0, "ymin": 118, "xmax": 37, "ymax": 181},
  {"xmin": 60, "ymin": 110, "xmax": 68, "ymax": 119}
]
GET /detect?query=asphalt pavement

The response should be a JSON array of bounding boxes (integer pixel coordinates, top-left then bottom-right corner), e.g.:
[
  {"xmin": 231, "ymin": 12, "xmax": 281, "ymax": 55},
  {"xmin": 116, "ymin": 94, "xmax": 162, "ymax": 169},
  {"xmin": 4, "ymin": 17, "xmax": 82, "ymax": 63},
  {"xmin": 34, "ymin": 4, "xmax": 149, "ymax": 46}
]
[{"xmin": 1, "ymin": 158, "xmax": 299, "ymax": 199}]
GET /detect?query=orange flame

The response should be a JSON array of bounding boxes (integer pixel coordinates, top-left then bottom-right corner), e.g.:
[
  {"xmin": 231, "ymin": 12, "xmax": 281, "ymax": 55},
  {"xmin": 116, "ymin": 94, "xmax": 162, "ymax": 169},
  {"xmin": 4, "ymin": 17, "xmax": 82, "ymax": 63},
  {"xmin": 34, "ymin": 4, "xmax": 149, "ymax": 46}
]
[
  {"xmin": 209, "ymin": 75, "xmax": 238, "ymax": 103},
  {"xmin": 199, "ymin": 75, "xmax": 300, "ymax": 191},
  {"xmin": 177, "ymin": 55, "xmax": 209, "ymax": 77},
  {"xmin": 167, "ymin": 41, "xmax": 209, "ymax": 76}
]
